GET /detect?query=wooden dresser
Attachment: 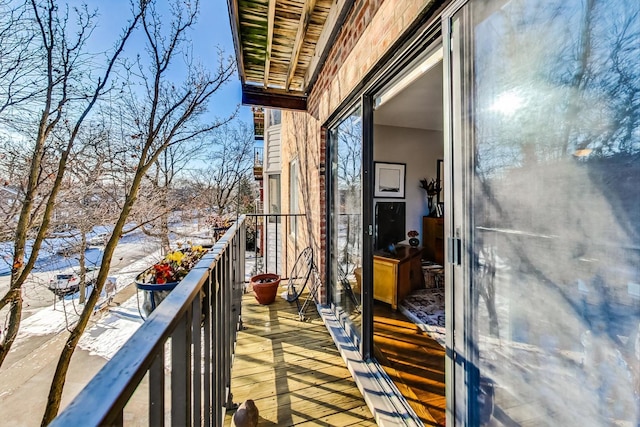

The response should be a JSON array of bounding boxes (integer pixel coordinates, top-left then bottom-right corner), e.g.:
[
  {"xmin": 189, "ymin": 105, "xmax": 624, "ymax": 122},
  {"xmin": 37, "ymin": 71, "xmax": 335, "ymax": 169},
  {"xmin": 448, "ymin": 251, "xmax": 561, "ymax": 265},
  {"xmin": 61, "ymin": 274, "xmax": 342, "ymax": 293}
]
[
  {"xmin": 373, "ymin": 245, "xmax": 423, "ymax": 310},
  {"xmin": 422, "ymin": 216, "xmax": 444, "ymax": 265}
]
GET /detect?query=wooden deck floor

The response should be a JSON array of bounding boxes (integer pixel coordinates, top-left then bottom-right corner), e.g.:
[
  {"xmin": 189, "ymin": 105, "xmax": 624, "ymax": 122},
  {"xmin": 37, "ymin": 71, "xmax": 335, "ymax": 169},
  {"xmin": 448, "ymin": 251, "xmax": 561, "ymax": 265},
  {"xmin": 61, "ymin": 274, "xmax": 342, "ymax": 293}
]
[
  {"xmin": 374, "ymin": 303, "xmax": 446, "ymax": 426},
  {"xmin": 226, "ymin": 292, "xmax": 376, "ymax": 426}
]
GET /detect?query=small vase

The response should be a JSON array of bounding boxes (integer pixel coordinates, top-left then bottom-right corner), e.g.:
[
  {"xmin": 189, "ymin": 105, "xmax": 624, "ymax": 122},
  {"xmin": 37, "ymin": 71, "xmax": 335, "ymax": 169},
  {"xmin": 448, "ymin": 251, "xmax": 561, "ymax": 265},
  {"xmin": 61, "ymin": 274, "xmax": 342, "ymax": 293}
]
[
  {"xmin": 409, "ymin": 237, "xmax": 420, "ymax": 247},
  {"xmin": 427, "ymin": 196, "xmax": 439, "ymax": 217}
]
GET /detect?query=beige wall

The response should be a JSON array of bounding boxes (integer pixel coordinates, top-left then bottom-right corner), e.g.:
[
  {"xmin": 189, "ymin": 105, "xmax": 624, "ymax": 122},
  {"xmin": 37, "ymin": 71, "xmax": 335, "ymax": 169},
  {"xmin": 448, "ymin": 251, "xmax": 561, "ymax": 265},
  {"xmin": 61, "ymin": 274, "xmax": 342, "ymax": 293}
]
[
  {"xmin": 374, "ymin": 125, "xmax": 443, "ymax": 239},
  {"xmin": 280, "ymin": 111, "xmax": 325, "ymax": 286}
]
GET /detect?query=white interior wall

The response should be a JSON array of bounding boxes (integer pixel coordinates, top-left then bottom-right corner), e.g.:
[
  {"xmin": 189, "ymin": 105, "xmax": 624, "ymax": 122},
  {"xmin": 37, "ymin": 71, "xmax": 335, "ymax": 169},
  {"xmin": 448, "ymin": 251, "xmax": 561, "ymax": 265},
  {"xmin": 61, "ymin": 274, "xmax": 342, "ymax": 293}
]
[{"xmin": 373, "ymin": 124, "xmax": 444, "ymax": 242}]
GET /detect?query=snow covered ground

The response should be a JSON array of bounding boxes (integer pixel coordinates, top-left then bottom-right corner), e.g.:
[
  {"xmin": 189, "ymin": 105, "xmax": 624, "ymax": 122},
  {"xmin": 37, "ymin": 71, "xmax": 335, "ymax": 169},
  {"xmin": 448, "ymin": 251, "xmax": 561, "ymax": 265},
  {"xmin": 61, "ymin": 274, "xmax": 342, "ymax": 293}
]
[
  {"xmin": 0, "ymin": 222, "xmax": 215, "ymax": 347},
  {"xmin": 12, "ymin": 248, "xmax": 162, "ymax": 348},
  {"xmin": 78, "ymin": 292, "xmax": 144, "ymax": 360},
  {"xmin": 0, "ymin": 220, "xmax": 281, "ymax": 364}
]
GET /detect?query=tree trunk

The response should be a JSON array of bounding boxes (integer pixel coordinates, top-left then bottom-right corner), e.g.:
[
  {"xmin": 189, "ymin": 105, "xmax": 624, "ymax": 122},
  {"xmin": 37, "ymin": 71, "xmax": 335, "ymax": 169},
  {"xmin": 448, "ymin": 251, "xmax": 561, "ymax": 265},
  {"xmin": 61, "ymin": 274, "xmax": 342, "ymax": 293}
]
[
  {"xmin": 160, "ymin": 210, "xmax": 170, "ymax": 255},
  {"xmin": 78, "ymin": 232, "xmax": 87, "ymax": 304},
  {"xmin": 41, "ymin": 180, "xmax": 143, "ymax": 425}
]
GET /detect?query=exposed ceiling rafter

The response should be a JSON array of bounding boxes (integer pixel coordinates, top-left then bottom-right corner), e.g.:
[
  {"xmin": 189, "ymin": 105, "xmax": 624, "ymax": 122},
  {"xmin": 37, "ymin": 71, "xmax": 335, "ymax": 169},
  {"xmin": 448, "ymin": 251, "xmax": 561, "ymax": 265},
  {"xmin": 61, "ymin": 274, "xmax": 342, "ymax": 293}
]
[
  {"xmin": 285, "ymin": 0, "xmax": 317, "ymax": 91},
  {"xmin": 227, "ymin": 0, "xmax": 335, "ymax": 108},
  {"xmin": 263, "ymin": 0, "xmax": 276, "ymax": 88}
]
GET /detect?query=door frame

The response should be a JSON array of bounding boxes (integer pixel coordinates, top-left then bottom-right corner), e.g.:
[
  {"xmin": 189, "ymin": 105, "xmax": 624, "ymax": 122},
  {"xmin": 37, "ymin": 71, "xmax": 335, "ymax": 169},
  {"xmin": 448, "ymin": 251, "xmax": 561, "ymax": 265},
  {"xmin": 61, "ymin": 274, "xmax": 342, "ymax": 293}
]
[
  {"xmin": 442, "ymin": 0, "xmax": 487, "ymax": 425},
  {"xmin": 325, "ymin": 22, "xmax": 447, "ymax": 359}
]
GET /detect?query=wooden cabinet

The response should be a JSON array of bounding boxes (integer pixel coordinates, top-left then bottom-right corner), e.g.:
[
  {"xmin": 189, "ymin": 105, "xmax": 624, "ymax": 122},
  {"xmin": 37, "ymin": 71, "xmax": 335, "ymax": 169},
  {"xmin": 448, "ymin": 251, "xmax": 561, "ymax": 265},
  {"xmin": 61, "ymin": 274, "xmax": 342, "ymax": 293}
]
[
  {"xmin": 422, "ymin": 216, "xmax": 444, "ymax": 265},
  {"xmin": 373, "ymin": 245, "xmax": 423, "ymax": 310}
]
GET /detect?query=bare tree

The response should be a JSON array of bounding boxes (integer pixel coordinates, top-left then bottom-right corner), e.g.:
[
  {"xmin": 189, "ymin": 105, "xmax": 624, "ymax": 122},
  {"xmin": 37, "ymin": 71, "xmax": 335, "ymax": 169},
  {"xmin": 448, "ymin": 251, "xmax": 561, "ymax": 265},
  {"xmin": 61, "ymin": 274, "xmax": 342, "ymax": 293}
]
[
  {"xmin": 0, "ymin": 138, "xmax": 35, "ymax": 242},
  {"xmin": 0, "ymin": 0, "xmax": 41, "ymax": 121},
  {"xmin": 194, "ymin": 120, "xmax": 254, "ymax": 215},
  {"xmin": 135, "ymin": 138, "xmax": 207, "ymax": 253},
  {"xmin": 0, "ymin": 0, "xmax": 147, "ymax": 368},
  {"xmin": 53, "ymin": 126, "xmax": 117, "ymax": 303},
  {"xmin": 41, "ymin": 0, "xmax": 236, "ymax": 422}
]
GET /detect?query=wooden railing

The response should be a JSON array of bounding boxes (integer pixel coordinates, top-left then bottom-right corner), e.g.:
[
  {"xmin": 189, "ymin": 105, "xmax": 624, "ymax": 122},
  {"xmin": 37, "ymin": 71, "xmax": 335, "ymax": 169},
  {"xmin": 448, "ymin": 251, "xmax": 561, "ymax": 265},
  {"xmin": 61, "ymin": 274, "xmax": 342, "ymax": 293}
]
[{"xmin": 50, "ymin": 216, "xmax": 247, "ymax": 426}]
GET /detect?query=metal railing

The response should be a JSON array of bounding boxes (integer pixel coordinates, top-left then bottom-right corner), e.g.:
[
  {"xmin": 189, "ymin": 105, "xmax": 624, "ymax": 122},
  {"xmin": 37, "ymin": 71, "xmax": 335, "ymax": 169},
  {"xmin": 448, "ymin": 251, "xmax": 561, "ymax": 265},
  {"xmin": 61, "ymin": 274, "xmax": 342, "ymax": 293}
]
[
  {"xmin": 253, "ymin": 146, "xmax": 263, "ymax": 166},
  {"xmin": 253, "ymin": 147, "xmax": 263, "ymax": 180},
  {"xmin": 245, "ymin": 213, "xmax": 306, "ymax": 280},
  {"xmin": 50, "ymin": 216, "xmax": 247, "ymax": 427}
]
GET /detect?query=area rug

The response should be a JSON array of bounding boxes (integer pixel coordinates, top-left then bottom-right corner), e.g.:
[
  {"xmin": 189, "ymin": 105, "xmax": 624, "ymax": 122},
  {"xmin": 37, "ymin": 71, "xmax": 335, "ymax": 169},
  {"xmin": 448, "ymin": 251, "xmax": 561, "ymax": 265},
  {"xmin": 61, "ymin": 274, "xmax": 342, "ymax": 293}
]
[{"xmin": 399, "ymin": 289, "xmax": 446, "ymax": 348}]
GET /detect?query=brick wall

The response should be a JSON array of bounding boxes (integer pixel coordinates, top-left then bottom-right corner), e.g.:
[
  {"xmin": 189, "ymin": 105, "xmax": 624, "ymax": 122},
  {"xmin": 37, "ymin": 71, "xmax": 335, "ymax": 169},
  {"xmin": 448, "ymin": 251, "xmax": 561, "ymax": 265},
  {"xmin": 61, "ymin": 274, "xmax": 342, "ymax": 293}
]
[
  {"xmin": 279, "ymin": 0, "xmax": 431, "ymax": 303},
  {"xmin": 308, "ymin": 0, "xmax": 432, "ymax": 118}
]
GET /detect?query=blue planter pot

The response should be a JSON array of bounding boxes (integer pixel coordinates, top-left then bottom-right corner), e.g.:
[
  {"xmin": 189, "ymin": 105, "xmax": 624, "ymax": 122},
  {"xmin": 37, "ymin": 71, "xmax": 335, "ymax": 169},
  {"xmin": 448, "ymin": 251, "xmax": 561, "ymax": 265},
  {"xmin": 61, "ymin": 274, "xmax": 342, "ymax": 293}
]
[{"xmin": 135, "ymin": 278, "xmax": 180, "ymax": 314}]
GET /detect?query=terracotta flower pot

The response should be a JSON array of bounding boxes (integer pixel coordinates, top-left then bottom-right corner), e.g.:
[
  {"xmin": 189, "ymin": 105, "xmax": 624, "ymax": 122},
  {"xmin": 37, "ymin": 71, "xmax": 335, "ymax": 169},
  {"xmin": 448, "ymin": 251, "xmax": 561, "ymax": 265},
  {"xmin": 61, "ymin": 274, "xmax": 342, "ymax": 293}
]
[{"xmin": 250, "ymin": 273, "xmax": 281, "ymax": 305}]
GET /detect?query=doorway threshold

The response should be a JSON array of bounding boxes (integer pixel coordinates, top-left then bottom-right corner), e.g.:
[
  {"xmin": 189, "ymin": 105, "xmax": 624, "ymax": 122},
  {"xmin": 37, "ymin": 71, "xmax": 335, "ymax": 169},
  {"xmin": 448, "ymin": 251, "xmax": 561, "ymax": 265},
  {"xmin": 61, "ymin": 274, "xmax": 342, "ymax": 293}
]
[{"xmin": 319, "ymin": 305, "xmax": 423, "ymax": 427}]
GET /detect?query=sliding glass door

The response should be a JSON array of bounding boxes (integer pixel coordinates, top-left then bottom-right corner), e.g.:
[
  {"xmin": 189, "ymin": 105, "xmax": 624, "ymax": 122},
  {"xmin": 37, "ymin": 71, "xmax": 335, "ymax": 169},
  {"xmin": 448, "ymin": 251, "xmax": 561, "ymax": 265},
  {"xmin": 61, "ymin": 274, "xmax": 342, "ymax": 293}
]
[
  {"xmin": 330, "ymin": 107, "xmax": 364, "ymax": 340},
  {"xmin": 449, "ymin": 0, "xmax": 640, "ymax": 425}
]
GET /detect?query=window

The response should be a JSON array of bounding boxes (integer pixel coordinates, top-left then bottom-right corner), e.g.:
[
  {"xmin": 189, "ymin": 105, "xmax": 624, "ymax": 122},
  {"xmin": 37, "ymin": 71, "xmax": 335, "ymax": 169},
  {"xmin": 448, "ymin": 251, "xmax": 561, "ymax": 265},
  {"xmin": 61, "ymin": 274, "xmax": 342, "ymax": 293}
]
[
  {"xmin": 268, "ymin": 174, "xmax": 281, "ymax": 223},
  {"xmin": 451, "ymin": 0, "xmax": 640, "ymax": 424},
  {"xmin": 268, "ymin": 174, "xmax": 281, "ymax": 213},
  {"xmin": 267, "ymin": 109, "xmax": 281, "ymax": 127},
  {"xmin": 330, "ymin": 106, "xmax": 363, "ymax": 337}
]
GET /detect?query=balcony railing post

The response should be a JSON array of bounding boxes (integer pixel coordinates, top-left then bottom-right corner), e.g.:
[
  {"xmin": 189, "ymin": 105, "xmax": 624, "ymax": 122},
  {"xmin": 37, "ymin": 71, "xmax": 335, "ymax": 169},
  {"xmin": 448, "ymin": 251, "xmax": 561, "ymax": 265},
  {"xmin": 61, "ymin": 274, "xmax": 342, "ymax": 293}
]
[
  {"xmin": 213, "ymin": 262, "xmax": 223, "ymax": 425},
  {"xmin": 255, "ymin": 216, "xmax": 258, "ymax": 274},
  {"xmin": 231, "ymin": 226, "xmax": 240, "ymax": 334},
  {"xmin": 261, "ymin": 215, "xmax": 265, "ymax": 274},
  {"xmin": 223, "ymin": 250, "xmax": 234, "ymax": 409},
  {"xmin": 149, "ymin": 349, "xmax": 165, "ymax": 426},
  {"xmin": 274, "ymin": 215, "xmax": 279, "ymax": 274},
  {"xmin": 203, "ymin": 268, "xmax": 212, "ymax": 427},
  {"xmin": 192, "ymin": 292, "xmax": 202, "ymax": 425},
  {"xmin": 171, "ymin": 310, "xmax": 192, "ymax": 427},
  {"xmin": 285, "ymin": 216, "xmax": 289, "ymax": 278}
]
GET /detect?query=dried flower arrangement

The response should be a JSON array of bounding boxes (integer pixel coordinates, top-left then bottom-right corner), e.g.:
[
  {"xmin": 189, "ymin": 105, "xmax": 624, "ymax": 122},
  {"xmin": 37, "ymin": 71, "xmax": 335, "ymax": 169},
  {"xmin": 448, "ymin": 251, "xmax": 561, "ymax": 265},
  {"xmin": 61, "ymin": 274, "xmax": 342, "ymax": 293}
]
[{"xmin": 419, "ymin": 178, "xmax": 441, "ymax": 196}]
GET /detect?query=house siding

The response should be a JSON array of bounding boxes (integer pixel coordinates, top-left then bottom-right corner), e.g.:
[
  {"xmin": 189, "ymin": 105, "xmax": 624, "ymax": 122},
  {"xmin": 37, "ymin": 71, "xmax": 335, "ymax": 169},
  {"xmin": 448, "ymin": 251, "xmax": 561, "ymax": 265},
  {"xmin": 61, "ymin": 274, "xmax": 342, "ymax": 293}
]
[
  {"xmin": 265, "ymin": 125, "xmax": 282, "ymax": 173},
  {"xmin": 280, "ymin": 111, "xmax": 327, "ymax": 299}
]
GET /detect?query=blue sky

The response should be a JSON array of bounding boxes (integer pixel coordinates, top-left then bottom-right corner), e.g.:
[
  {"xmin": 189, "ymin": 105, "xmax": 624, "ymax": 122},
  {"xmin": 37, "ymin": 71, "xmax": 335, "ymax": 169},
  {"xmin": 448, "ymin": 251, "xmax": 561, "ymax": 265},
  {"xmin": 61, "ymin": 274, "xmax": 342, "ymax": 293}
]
[
  {"xmin": 82, "ymin": 0, "xmax": 251, "ymax": 124},
  {"xmin": 194, "ymin": 0, "xmax": 252, "ymax": 123}
]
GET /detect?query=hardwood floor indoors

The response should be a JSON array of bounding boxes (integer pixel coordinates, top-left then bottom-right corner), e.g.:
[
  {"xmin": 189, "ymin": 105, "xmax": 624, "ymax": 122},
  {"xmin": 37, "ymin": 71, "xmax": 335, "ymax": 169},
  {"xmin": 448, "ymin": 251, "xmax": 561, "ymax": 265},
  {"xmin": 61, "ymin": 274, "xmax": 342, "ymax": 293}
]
[{"xmin": 373, "ymin": 302, "xmax": 446, "ymax": 426}]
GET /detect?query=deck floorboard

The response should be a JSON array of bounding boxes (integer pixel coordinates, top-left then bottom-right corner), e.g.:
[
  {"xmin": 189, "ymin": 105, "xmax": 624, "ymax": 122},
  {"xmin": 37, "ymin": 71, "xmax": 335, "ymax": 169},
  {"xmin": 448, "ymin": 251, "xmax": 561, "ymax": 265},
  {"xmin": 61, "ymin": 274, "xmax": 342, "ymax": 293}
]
[{"xmin": 226, "ymin": 291, "xmax": 376, "ymax": 426}]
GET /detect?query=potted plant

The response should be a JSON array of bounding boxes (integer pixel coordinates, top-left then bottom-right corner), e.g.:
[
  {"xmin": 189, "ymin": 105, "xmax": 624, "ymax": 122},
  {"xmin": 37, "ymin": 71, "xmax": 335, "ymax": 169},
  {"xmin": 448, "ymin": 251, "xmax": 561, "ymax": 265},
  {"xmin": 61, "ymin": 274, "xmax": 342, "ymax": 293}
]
[{"xmin": 136, "ymin": 245, "xmax": 208, "ymax": 314}]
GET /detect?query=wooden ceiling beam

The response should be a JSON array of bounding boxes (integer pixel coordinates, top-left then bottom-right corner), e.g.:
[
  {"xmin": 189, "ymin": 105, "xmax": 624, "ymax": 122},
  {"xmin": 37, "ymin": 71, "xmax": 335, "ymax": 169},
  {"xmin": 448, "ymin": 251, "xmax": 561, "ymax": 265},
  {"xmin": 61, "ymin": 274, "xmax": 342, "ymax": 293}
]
[
  {"xmin": 263, "ymin": 0, "xmax": 276, "ymax": 88},
  {"xmin": 242, "ymin": 84, "xmax": 307, "ymax": 110},
  {"xmin": 285, "ymin": 0, "xmax": 317, "ymax": 91}
]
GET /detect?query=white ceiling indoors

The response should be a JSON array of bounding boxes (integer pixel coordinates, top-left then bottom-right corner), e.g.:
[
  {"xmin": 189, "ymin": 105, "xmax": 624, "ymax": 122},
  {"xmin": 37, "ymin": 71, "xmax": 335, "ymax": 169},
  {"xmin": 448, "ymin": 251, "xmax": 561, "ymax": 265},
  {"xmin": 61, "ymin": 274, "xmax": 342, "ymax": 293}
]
[{"xmin": 374, "ymin": 61, "xmax": 443, "ymax": 131}]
